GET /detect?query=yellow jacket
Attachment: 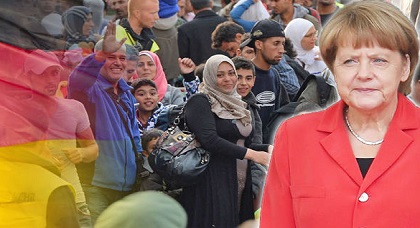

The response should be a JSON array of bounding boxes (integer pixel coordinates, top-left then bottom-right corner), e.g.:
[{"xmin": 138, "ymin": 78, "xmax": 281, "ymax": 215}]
[
  {"xmin": 115, "ymin": 25, "xmax": 159, "ymax": 53},
  {"xmin": 0, "ymin": 145, "xmax": 75, "ymax": 228}
]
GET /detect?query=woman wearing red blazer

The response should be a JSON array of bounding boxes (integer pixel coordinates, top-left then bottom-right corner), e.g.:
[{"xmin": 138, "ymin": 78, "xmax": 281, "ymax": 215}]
[{"xmin": 260, "ymin": 1, "xmax": 420, "ymax": 227}]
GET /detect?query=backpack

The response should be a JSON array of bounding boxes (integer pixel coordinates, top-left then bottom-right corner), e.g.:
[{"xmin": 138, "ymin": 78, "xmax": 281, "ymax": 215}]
[
  {"xmin": 263, "ymin": 74, "xmax": 334, "ymax": 144},
  {"xmin": 284, "ymin": 54, "xmax": 311, "ymax": 85}
]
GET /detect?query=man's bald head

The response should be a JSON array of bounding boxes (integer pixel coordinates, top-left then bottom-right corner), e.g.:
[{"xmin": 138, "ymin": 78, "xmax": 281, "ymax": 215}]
[
  {"xmin": 128, "ymin": 0, "xmax": 159, "ymax": 29},
  {"xmin": 128, "ymin": 0, "xmax": 159, "ymax": 14}
]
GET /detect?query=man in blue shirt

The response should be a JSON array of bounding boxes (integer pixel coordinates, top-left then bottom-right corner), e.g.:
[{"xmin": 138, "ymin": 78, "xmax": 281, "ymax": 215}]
[{"xmin": 68, "ymin": 22, "xmax": 142, "ymax": 224}]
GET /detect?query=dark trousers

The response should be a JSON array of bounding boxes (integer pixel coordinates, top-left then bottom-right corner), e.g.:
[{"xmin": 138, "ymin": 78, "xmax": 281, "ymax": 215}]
[{"xmin": 82, "ymin": 184, "xmax": 131, "ymax": 225}]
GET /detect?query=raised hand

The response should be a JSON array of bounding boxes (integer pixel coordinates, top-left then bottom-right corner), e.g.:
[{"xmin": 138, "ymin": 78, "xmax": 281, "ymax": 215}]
[
  {"xmin": 102, "ymin": 21, "xmax": 127, "ymax": 54},
  {"xmin": 178, "ymin": 57, "xmax": 196, "ymax": 74}
]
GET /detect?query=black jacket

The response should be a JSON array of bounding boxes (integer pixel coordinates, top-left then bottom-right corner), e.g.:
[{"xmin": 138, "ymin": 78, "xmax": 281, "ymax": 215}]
[{"xmin": 177, "ymin": 10, "xmax": 227, "ymax": 65}]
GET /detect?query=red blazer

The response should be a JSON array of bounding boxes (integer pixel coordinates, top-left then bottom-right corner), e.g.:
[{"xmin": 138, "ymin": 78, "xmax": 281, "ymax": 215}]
[{"xmin": 261, "ymin": 94, "xmax": 420, "ymax": 228}]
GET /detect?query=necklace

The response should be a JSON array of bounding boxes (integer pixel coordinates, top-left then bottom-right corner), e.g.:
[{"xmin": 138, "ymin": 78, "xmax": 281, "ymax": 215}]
[{"xmin": 344, "ymin": 109, "xmax": 384, "ymax": 146}]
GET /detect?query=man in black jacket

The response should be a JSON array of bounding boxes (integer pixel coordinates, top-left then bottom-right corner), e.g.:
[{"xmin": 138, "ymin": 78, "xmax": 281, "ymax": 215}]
[{"xmin": 177, "ymin": 0, "xmax": 227, "ymax": 65}]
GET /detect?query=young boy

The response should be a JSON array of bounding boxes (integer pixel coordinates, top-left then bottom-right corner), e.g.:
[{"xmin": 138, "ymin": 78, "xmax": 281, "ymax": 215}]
[
  {"xmin": 232, "ymin": 56, "xmax": 261, "ymax": 143},
  {"xmin": 140, "ymin": 129, "xmax": 182, "ymax": 199},
  {"xmin": 131, "ymin": 78, "xmax": 169, "ymax": 136},
  {"xmin": 232, "ymin": 56, "xmax": 267, "ymax": 212},
  {"xmin": 236, "ymin": 33, "xmax": 256, "ymax": 60},
  {"xmin": 141, "ymin": 128, "xmax": 163, "ymax": 171},
  {"xmin": 135, "ymin": 128, "xmax": 166, "ymax": 193}
]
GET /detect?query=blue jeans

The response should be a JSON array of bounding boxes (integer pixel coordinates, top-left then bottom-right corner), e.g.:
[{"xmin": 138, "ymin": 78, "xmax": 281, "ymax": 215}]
[{"xmin": 82, "ymin": 184, "xmax": 131, "ymax": 225}]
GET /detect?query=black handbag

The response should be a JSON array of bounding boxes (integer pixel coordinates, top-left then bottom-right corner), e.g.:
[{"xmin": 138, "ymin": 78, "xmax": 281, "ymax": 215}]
[{"xmin": 148, "ymin": 105, "xmax": 210, "ymax": 189}]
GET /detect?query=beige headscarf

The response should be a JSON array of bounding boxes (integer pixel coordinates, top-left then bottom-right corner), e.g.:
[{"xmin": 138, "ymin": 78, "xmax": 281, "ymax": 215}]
[{"xmin": 199, "ymin": 54, "xmax": 252, "ymax": 126}]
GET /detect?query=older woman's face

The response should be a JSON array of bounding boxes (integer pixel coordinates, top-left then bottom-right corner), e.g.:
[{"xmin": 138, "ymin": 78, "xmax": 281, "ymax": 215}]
[
  {"xmin": 333, "ymin": 41, "xmax": 410, "ymax": 111},
  {"xmin": 301, "ymin": 27, "xmax": 317, "ymax": 51},
  {"xmin": 137, "ymin": 55, "xmax": 156, "ymax": 80},
  {"xmin": 216, "ymin": 62, "xmax": 237, "ymax": 94}
]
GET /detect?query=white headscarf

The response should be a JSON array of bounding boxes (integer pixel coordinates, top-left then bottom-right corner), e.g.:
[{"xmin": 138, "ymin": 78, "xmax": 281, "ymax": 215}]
[
  {"xmin": 285, "ymin": 18, "xmax": 326, "ymax": 74},
  {"xmin": 199, "ymin": 55, "xmax": 251, "ymax": 126}
]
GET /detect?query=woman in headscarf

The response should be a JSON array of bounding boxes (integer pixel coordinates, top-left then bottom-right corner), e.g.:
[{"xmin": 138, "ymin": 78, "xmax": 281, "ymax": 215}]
[
  {"xmin": 180, "ymin": 54, "xmax": 271, "ymax": 227},
  {"xmin": 62, "ymin": 6, "xmax": 99, "ymax": 53},
  {"xmin": 137, "ymin": 51, "xmax": 184, "ymax": 105},
  {"xmin": 284, "ymin": 18, "xmax": 327, "ymax": 76}
]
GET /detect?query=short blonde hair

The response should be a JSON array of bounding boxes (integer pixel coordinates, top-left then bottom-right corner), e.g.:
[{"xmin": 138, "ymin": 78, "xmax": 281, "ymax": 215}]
[{"xmin": 319, "ymin": 0, "xmax": 419, "ymax": 95}]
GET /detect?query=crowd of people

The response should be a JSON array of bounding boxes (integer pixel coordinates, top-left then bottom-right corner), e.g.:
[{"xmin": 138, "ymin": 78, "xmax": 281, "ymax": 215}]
[{"xmin": 1, "ymin": 0, "xmax": 420, "ymax": 227}]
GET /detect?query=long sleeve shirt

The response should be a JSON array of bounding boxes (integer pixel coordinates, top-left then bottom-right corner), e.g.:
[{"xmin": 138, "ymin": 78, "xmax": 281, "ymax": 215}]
[{"xmin": 68, "ymin": 54, "xmax": 142, "ymax": 191}]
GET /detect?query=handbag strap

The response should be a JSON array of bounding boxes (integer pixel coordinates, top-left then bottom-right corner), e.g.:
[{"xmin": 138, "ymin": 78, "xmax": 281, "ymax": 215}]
[
  {"xmin": 170, "ymin": 94, "xmax": 210, "ymax": 132},
  {"xmin": 171, "ymin": 105, "xmax": 185, "ymax": 128},
  {"xmin": 106, "ymin": 89, "xmax": 139, "ymax": 155}
]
